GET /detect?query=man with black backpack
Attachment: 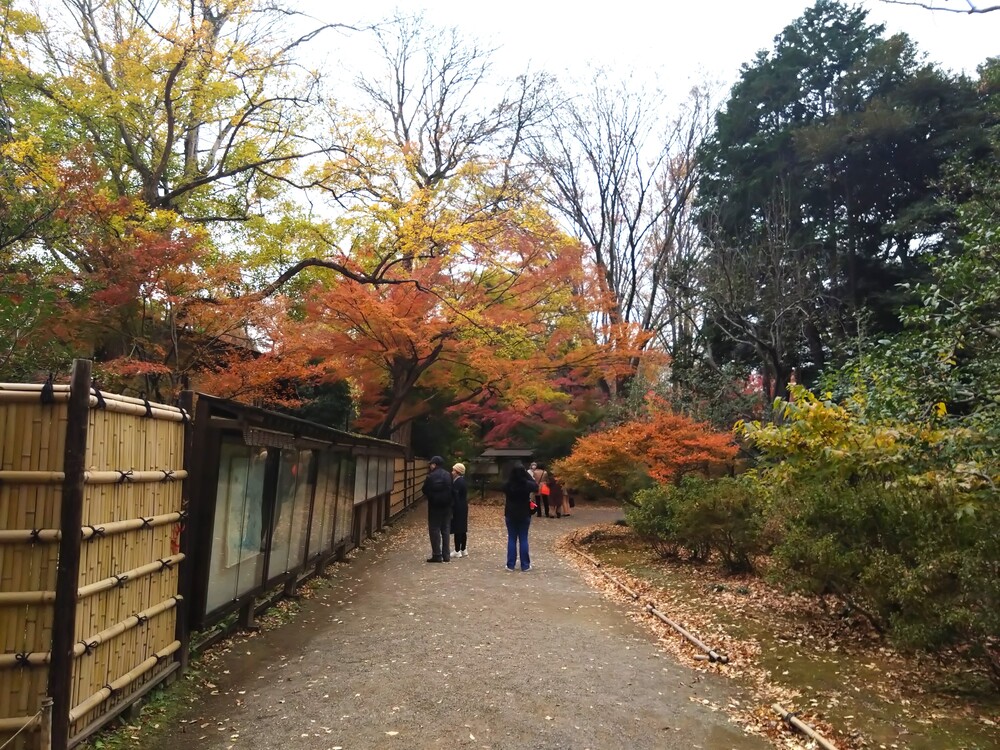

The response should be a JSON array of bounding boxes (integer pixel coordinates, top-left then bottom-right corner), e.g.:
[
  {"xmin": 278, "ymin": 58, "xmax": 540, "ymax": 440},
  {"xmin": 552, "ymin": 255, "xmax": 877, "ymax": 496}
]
[{"xmin": 422, "ymin": 456, "xmax": 454, "ymax": 563}]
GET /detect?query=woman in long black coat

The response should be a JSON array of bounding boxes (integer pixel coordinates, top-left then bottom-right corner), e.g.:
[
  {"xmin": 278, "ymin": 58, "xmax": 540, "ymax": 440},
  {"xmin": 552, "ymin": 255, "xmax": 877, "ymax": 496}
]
[{"xmin": 451, "ymin": 463, "xmax": 469, "ymax": 557}]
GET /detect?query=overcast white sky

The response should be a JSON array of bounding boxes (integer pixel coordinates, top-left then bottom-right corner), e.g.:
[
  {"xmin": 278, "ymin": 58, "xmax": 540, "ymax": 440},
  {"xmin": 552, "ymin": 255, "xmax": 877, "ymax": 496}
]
[{"xmin": 314, "ymin": 0, "xmax": 998, "ymax": 98}]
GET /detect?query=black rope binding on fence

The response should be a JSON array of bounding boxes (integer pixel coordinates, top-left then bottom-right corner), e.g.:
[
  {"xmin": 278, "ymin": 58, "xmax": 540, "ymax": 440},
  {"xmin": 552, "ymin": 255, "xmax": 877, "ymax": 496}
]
[
  {"xmin": 78, "ymin": 640, "xmax": 98, "ymax": 656},
  {"xmin": 83, "ymin": 525, "xmax": 106, "ymax": 540},
  {"xmin": 116, "ymin": 470, "xmax": 134, "ymax": 484},
  {"xmin": 141, "ymin": 393, "xmax": 153, "ymax": 418},
  {"xmin": 178, "ymin": 509, "xmax": 189, "ymax": 522},
  {"xmin": 39, "ymin": 373, "xmax": 55, "ymax": 405},
  {"xmin": 140, "ymin": 516, "xmax": 154, "ymax": 529},
  {"xmin": 91, "ymin": 379, "xmax": 107, "ymax": 409},
  {"xmin": 133, "ymin": 613, "xmax": 149, "ymax": 625},
  {"xmin": 160, "ymin": 469, "xmax": 175, "ymax": 482},
  {"xmin": 28, "ymin": 529, "xmax": 42, "ymax": 544},
  {"xmin": 102, "ymin": 683, "xmax": 117, "ymax": 697},
  {"xmin": 158, "ymin": 558, "xmax": 174, "ymax": 571},
  {"xmin": 112, "ymin": 573, "xmax": 129, "ymax": 587},
  {"xmin": 14, "ymin": 652, "xmax": 31, "ymax": 667}
]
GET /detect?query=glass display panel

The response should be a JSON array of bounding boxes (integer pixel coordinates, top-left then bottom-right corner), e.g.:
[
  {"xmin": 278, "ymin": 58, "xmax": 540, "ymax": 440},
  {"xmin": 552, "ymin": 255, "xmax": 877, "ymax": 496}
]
[
  {"xmin": 366, "ymin": 455, "xmax": 379, "ymax": 500},
  {"xmin": 310, "ymin": 452, "xmax": 339, "ymax": 557},
  {"xmin": 205, "ymin": 441, "xmax": 267, "ymax": 614},
  {"xmin": 354, "ymin": 455, "xmax": 368, "ymax": 505},
  {"xmin": 267, "ymin": 448, "xmax": 313, "ymax": 579},
  {"xmin": 381, "ymin": 456, "xmax": 393, "ymax": 495},
  {"xmin": 334, "ymin": 456, "xmax": 355, "ymax": 545}
]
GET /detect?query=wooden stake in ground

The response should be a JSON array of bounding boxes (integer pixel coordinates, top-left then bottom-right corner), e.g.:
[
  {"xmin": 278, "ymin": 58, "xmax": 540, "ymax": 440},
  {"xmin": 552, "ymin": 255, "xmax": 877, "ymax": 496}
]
[{"xmin": 48, "ymin": 359, "xmax": 92, "ymax": 750}]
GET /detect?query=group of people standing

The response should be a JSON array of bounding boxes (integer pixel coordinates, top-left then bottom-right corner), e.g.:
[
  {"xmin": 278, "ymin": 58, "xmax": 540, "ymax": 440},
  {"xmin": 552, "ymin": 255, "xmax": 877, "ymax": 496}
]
[
  {"xmin": 421, "ymin": 455, "xmax": 468, "ymax": 563},
  {"xmin": 421, "ymin": 456, "xmax": 572, "ymax": 572},
  {"xmin": 527, "ymin": 462, "xmax": 571, "ymax": 519}
]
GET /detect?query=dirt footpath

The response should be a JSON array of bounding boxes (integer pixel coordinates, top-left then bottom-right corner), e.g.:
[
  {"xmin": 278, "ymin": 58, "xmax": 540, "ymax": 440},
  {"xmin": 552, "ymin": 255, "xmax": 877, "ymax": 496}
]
[{"xmin": 149, "ymin": 504, "xmax": 769, "ymax": 750}]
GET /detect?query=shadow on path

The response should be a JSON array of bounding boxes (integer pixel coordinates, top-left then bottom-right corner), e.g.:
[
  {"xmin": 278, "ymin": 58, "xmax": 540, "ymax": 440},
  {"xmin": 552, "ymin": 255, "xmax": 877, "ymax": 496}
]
[{"xmin": 148, "ymin": 504, "xmax": 770, "ymax": 750}]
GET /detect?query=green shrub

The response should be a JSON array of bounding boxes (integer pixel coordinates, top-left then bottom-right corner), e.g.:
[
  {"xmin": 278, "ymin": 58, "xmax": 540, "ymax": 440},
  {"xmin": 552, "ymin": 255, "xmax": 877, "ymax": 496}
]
[
  {"xmin": 770, "ymin": 476, "xmax": 1000, "ymax": 682},
  {"xmin": 626, "ymin": 476, "xmax": 769, "ymax": 573},
  {"xmin": 626, "ymin": 485, "xmax": 680, "ymax": 559}
]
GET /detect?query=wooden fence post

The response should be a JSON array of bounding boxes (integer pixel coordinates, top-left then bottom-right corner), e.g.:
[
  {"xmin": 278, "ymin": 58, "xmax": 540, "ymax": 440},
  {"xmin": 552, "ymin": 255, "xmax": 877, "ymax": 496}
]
[
  {"xmin": 48, "ymin": 359, "xmax": 92, "ymax": 750},
  {"xmin": 175, "ymin": 390, "xmax": 195, "ymax": 673},
  {"xmin": 39, "ymin": 697, "xmax": 53, "ymax": 750}
]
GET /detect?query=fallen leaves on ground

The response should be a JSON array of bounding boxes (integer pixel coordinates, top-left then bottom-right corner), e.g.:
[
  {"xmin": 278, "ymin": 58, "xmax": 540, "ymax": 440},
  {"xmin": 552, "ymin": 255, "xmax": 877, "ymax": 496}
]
[{"xmin": 558, "ymin": 523, "xmax": 1000, "ymax": 750}]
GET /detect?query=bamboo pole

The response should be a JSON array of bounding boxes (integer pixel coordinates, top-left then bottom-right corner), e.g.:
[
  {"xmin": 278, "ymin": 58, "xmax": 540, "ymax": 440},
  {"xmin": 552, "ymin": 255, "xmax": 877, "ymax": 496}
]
[
  {"xmin": 0, "ymin": 591, "xmax": 56, "ymax": 605},
  {"xmin": 76, "ymin": 554, "xmax": 184, "ymax": 601},
  {"xmin": 0, "ymin": 384, "xmax": 188, "ymax": 414},
  {"xmin": 82, "ymin": 470, "xmax": 188, "ymax": 485},
  {"xmin": 0, "ymin": 469, "xmax": 187, "ymax": 485},
  {"xmin": 67, "ymin": 641, "xmax": 180, "ymax": 723},
  {"xmin": 772, "ymin": 704, "xmax": 839, "ymax": 750},
  {"xmin": 0, "ymin": 595, "xmax": 182, "ymax": 668},
  {"xmin": 645, "ymin": 604, "xmax": 729, "ymax": 664},
  {"xmin": 570, "ymin": 544, "xmax": 640, "ymax": 599},
  {"xmin": 0, "ymin": 714, "xmax": 40, "ymax": 732},
  {"xmin": 49, "ymin": 358, "xmax": 92, "ymax": 750},
  {"xmin": 0, "ymin": 392, "xmax": 187, "ymax": 422},
  {"xmin": 79, "ymin": 512, "xmax": 184, "ymax": 539},
  {"xmin": 0, "ymin": 528, "xmax": 62, "ymax": 544},
  {"xmin": 0, "ymin": 513, "xmax": 183, "ymax": 544},
  {"xmin": 40, "ymin": 696, "xmax": 53, "ymax": 750}
]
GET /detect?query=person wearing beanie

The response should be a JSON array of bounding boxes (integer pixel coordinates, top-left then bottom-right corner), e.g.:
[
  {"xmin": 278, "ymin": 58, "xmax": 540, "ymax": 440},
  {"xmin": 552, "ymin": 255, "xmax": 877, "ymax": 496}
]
[
  {"xmin": 451, "ymin": 462, "xmax": 469, "ymax": 557},
  {"xmin": 422, "ymin": 456, "xmax": 453, "ymax": 562}
]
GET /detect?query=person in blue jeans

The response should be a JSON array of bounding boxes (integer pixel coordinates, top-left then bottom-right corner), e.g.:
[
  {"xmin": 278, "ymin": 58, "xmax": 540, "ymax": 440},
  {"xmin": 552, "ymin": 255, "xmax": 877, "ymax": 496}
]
[{"xmin": 502, "ymin": 462, "xmax": 538, "ymax": 571}]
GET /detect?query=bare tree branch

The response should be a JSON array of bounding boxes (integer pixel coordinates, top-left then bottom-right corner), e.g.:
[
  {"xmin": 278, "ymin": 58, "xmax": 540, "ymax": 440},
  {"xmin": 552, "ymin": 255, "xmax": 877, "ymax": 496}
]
[{"xmin": 881, "ymin": 0, "xmax": 1000, "ymax": 12}]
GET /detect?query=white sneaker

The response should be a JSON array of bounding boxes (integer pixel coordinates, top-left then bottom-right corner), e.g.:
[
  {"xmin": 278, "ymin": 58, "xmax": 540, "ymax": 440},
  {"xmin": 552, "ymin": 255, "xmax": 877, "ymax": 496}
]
[{"xmin": 462, "ymin": 549, "xmax": 468, "ymax": 557}]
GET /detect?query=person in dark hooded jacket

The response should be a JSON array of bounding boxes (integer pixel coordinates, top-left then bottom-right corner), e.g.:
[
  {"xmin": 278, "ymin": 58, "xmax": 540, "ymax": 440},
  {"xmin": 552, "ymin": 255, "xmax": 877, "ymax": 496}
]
[
  {"xmin": 502, "ymin": 462, "xmax": 538, "ymax": 571},
  {"xmin": 422, "ymin": 456, "xmax": 453, "ymax": 562}
]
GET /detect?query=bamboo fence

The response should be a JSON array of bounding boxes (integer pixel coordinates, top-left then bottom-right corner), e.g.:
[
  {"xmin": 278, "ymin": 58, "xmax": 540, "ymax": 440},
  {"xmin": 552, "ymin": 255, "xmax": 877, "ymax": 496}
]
[{"xmin": 0, "ymin": 374, "xmax": 187, "ymax": 749}]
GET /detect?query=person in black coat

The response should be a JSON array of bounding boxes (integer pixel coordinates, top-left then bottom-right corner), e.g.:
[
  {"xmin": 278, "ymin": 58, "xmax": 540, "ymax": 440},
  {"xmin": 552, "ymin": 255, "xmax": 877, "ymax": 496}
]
[
  {"xmin": 503, "ymin": 462, "xmax": 538, "ymax": 571},
  {"xmin": 451, "ymin": 463, "xmax": 469, "ymax": 557},
  {"xmin": 422, "ymin": 456, "xmax": 453, "ymax": 562}
]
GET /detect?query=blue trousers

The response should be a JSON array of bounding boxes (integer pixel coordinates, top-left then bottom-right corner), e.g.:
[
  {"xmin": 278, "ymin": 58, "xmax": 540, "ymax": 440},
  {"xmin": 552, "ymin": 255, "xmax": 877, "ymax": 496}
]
[{"xmin": 505, "ymin": 515, "xmax": 531, "ymax": 570}]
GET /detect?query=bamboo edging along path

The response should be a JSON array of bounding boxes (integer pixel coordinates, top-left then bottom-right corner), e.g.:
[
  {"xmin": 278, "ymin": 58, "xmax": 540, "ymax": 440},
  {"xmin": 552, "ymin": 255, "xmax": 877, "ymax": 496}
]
[
  {"xmin": 772, "ymin": 703, "xmax": 840, "ymax": 750},
  {"xmin": 570, "ymin": 538, "xmax": 730, "ymax": 664},
  {"xmin": 644, "ymin": 604, "xmax": 729, "ymax": 664}
]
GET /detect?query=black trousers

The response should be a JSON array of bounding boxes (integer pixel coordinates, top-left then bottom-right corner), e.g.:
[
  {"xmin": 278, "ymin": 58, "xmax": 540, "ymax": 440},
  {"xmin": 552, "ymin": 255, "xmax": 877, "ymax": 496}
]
[
  {"xmin": 428, "ymin": 507, "xmax": 452, "ymax": 560},
  {"xmin": 453, "ymin": 532, "xmax": 467, "ymax": 551}
]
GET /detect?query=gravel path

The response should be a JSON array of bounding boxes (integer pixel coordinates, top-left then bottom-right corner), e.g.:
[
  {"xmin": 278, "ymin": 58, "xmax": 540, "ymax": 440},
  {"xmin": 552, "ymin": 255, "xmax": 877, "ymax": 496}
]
[{"xmin": 150, "ymin": 504, "xmax": 770, "ymax": 750}]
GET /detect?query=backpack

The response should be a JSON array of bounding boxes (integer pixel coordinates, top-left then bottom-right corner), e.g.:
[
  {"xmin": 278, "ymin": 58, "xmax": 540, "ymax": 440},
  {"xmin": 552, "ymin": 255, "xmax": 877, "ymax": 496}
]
[{"xmin": 426, "ymin": 471, "xmax": 450, "ymax": 506}]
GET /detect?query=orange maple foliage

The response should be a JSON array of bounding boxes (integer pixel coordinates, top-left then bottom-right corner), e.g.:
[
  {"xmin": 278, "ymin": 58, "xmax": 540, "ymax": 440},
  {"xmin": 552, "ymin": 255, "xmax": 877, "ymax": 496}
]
[
  {"xmin": 289, "ymin": 217, "xmax": 645, "ymax": 438},
  {"xmin": 36, "ymin": 158, "xmax": 303, "ymax": 402},
  {"xmin": 553, "ymin": 404, "xmax": 738, "ymax": 498}
]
